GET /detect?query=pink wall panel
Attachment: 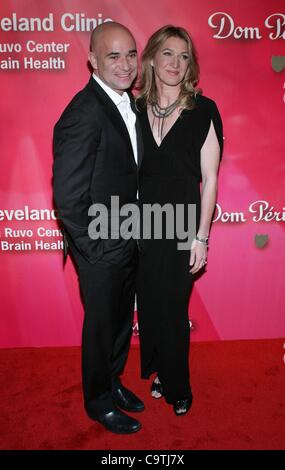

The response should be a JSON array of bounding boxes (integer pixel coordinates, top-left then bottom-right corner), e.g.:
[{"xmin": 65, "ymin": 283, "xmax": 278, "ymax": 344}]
[{"xmin": 0, "ymin": 0, "xmax": 284, "ymax": 346}]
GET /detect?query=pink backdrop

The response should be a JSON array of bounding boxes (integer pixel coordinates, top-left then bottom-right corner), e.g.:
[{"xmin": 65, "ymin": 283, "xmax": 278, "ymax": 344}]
[{"xmin": 0, "ymin": 0, "xmax": 284, "ymax": 347}]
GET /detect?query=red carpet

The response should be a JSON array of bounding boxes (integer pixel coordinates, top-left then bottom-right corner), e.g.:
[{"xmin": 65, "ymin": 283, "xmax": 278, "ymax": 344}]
[{"xmin": 0, "ymin": 339, "xmax": 284, "ymax": 450}]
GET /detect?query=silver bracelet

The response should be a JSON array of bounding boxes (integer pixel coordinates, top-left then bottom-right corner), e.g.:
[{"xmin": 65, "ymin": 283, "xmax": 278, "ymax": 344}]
[{"xmin": 195, "ymin": 235, "xmax": 209, "ymax": 246}]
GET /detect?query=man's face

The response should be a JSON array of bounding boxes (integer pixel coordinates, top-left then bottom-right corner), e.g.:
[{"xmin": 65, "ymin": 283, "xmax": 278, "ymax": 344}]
[{"xmin": 89, "ymin": 27, "xmax": 137, "ymax": 95}]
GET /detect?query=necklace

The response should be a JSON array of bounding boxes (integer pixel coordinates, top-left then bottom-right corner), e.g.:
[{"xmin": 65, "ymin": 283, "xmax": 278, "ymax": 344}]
[{"xmin": 151, "ymin": 99, "xmax": 179, "ymax": 141}]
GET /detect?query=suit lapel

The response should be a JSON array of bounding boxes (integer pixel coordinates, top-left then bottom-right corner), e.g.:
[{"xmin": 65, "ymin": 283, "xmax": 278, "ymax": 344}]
[
  {"xmin": 129, "ymin": 94, "xmax": 144, "ymax": 169},
  {"xmin": 135, "ymin": 115, "xmax": 143, "ymax": 169},
  {"xmin": 87, "ymin": 77, "xmax": 135, "ymax": 160}
]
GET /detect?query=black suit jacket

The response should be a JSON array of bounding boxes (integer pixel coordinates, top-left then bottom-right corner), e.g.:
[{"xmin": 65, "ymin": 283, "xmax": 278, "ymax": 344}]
[{"xmin": 53, "ymin": 77, "xmax": 143, "ymax": 264}]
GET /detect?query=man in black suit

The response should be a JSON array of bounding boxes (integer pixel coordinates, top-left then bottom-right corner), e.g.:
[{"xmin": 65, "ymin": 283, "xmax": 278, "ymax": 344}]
[{"xmin": 53, "ymin": 22, "xmax": 144, "ymax": 434}]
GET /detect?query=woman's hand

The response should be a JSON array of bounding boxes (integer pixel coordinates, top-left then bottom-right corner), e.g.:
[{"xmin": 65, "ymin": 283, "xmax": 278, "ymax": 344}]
[{"xmin": 189, "ymin": 239, "xmax": 207, "ymax": 274}]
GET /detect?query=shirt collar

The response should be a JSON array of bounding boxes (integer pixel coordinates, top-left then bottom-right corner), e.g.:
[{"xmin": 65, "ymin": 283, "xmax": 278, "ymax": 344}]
[{"xmin": 92, "ymin": 73, "xmax": 130, "ymax": 107}]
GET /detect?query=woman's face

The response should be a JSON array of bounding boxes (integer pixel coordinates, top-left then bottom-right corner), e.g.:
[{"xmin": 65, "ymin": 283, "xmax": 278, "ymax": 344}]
[{"xmin": 151, "ymin": 36, "xmax": 190, "ymax": 88}]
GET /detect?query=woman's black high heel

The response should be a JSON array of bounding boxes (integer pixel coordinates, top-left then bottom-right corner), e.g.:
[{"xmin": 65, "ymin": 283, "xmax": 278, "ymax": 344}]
[
  {"xmin": 150, "ymin": 376, "xmax": 164, "ymax": 399},
  {"xmin": 173, "ymin": 396, "xmax": 193, "ymax": 416}
]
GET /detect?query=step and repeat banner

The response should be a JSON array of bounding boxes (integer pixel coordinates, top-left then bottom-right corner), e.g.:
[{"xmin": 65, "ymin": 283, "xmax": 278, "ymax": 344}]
[{"xmin": 0, "ymin": 0, "xmax": 284, "ymax": 347}]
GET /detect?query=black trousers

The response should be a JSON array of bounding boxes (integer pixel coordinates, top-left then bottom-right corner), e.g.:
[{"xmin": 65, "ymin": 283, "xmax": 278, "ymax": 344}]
[{"xmin": 69, "ymin": 237, "xmax": 138, "ymax": 416}]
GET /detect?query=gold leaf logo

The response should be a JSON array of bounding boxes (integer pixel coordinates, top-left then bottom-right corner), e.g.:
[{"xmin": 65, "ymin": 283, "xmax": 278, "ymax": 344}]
[
  {"xmin": 271, "ymin": 56, "xmax": 285, "ymax": 72},
  {"xmin": 255, "ymin": 234, "xmax": 268, "ymax": 248}
]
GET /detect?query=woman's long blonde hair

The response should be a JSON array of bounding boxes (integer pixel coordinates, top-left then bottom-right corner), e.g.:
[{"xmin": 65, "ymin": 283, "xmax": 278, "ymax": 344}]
[{"xmin": 137, "ymin": 25, "xmax": 201, "ymax": 110}]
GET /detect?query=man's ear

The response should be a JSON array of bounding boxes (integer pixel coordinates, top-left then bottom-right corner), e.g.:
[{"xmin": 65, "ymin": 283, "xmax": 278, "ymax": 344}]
[{"xmin": 88, "ymin": 51, "xmax": 97, "ymax": 70}]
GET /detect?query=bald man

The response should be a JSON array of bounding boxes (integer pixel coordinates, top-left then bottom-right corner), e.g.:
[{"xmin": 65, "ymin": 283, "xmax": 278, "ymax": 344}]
[{"xmin": 53, "ymin": 22, "xmax": 144, "ymax": 434}]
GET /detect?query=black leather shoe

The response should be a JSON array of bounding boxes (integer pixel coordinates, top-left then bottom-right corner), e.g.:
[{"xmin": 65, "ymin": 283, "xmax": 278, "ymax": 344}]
[
  {"xmin": 151, "ymin": 376, "xmax": 164, "ymax": 399},
  {"xmin": 112, "ymin": 379, "xmax": 145, "ymax": 412},
  {"xmin": 173, "ymin": 395, "xmax": 193, "ymax": 416},
  {"xmin": 87, "ymin": 406, "xmax": 141, "ymax": 434}
]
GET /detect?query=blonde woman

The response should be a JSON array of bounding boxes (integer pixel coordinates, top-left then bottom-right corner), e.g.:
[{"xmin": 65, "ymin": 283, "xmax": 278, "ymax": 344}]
[{"xmin": 136, "ymin": 25, "xmax": 223, "ymax": 416}]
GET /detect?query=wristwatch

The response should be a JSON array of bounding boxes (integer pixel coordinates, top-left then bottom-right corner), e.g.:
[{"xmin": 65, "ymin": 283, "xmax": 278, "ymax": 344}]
[{"xmin": 195, "ymin": 235, "xmax": 209, "ymax": 245}]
